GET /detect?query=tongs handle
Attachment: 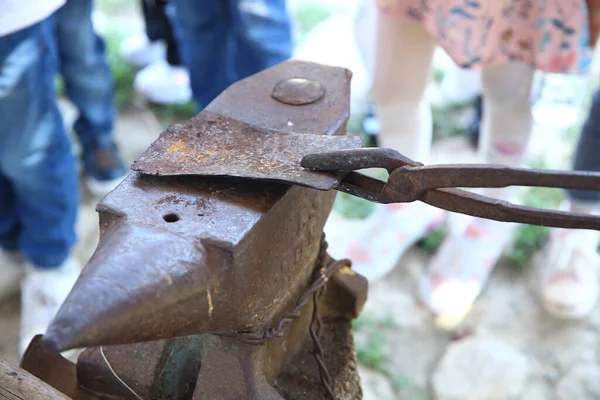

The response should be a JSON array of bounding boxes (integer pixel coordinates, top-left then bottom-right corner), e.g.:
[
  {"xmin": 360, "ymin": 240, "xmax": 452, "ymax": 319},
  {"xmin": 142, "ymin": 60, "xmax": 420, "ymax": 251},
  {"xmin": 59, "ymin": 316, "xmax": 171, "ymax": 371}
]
[
  {"xmin": 390, "ymin": 164, "xmax": 600, "ymax": 192},
  {"xmin": 422, "ymin": 188, "xmax": 600, "ymax": 230},
  {"xmin": 301, "ymin": 148, "xmax": 600, "ymax": 231}
]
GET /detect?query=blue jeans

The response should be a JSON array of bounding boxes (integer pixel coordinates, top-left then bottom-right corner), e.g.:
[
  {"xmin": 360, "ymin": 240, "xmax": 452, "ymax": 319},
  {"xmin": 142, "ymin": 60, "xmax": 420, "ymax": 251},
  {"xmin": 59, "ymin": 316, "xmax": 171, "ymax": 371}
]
[
  {"xmin": 0, "ymin": 19, "xmax": 78, "ymax": 268},
  {"xmin": 54, "ymin": 0, "xmax": 116, "ymax": 151},
  {"xmin": 169, "ymin": 0, "xmax": 292, "ymax": 108}
]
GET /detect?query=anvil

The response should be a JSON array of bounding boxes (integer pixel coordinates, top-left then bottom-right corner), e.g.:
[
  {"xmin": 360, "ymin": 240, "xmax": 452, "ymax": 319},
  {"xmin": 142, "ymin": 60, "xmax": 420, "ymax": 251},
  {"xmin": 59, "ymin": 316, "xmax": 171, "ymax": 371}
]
[{"xmin": 19, "ymin": 60, "xmax": 367, "ymax": 400}]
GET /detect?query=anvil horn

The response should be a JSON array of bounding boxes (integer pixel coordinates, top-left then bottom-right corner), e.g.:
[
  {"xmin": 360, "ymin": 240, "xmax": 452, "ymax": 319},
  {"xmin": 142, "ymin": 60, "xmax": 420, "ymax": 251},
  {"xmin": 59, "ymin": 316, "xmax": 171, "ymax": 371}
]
[{"xmin": 44, "ymin": 221, "xmax": 216, "ymax": 351}]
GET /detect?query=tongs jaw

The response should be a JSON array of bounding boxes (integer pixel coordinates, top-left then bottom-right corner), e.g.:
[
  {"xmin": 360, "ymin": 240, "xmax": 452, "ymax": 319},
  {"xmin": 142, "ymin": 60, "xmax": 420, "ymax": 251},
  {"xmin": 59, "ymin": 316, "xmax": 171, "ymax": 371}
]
[{"xmin": 301, "ymin": 148, "xmax": 600, "ymax": 230}]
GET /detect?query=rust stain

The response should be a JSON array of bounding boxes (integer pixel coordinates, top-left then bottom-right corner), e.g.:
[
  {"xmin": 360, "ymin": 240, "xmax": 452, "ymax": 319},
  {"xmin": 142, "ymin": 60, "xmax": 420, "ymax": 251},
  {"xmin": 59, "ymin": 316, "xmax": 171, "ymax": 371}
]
[
  {"xmin": 167, "ymin": 140, "xmax": 188, "ymax": 154},
  {"xmin": 207, "ymin": 289, "xmax": 214, "ymax": 318}
]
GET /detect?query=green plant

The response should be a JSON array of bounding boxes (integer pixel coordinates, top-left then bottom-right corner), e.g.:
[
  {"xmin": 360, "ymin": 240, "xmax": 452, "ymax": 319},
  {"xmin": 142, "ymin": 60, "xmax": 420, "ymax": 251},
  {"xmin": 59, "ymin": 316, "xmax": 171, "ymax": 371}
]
[
  {"xmin": 356, "ymin": 331, "xmax": 389, "ymax": 370},
  {"xmin": 332, "ymin": 192, "xmax": 376, "ymax": 220},
  {"xmin": 150, "ymin": 102, "xmax": 198, "ymax": 126},
  {"xmin": 55, "ymin": 76, "xmax": 65, "ymax": 96},
  {"xmin": 392, "ymin": 374, "xmax": 431, "ymax": 400},
  {"xmin": 103, "ymin": 29, "xmax": 137, "ymax": 109},
  {"xmin": 418, "ymin": 225, "xmax": 447, "ymax": 255},
  {"xmin": 508, "ymin": 185, "xmax": 563, "ymax": 268},
  {"xmin": 347, "ymin": 114, "xmax": 363, "ymax": 136},
  {"xmin": 97, "ymin": 0, "xmax": 132, "ymax": 13},
  {"xmin": 293, "ymin": 1, "xmax": 336, "ymax": 38},
  {"xmin": 432, "ymin": 66, "xmax": 446, "ymax": 84}
]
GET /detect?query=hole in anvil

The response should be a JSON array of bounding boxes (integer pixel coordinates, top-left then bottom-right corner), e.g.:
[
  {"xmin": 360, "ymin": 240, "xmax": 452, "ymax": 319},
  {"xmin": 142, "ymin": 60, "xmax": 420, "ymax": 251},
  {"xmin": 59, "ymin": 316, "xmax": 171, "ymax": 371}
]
[{"xmin": 163, "ymin": 213, "xmax": 180, "ymax": 223}]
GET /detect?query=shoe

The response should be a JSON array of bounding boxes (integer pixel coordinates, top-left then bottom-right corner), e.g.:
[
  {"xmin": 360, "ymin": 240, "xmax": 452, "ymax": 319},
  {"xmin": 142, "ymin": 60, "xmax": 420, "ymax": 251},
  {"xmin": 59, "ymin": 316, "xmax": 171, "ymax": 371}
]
[
  {"xmin": 539, "ymin": 228, "xmax": 600, "ymax": 319},
  {"xmin": 119, "ymin": 32, "xmax": 165, "ymax": 68},
  {"xmin": 134, "ymin": 60, "xmax": 193, "ymax": 105},
  {"xmin": 83, "ymin": 142, "xmax": 128, "ymax": 198},
  {"xmin": 0, "ymin": 248, "xmax": 24, "ymax": 300},
  {"xmin": 419, "ymin": 217, "xmax": 514, "ymax": 319},
  {"xmin": 19, "ymin": 257, "xmax": 81, "ymax": 356}
]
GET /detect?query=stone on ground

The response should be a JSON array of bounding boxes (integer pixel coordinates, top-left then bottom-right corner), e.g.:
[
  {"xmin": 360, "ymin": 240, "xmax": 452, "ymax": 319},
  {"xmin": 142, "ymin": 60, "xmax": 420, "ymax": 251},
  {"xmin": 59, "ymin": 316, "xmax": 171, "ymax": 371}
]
[
  {"xmin": 432, "ymin": 336, "xmax": 530, "ymax": 400},
  {"xmin": 556, "ymin": 364, "xmax": 600, "ymax": 400},
  {"xmin": 358, "ymin": 365, "xmax": 395, "ymax": 400}
]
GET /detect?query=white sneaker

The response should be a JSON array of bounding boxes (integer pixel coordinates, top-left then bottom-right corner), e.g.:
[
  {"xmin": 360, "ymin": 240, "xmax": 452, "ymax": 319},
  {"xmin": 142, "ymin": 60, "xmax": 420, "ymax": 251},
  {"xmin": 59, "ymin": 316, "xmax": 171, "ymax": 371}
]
[
  {"xmin": 540, "ymin": 228, "xmax": 600, "ymax": 320},
  {"xmin": 0, "ymin": 249, "xmax": 23, "ymax": 300},
  {"xmin": 134, "ymin": 60, "xmax": 193, "ymax": 105},
  {"xmin": 85, "ymin": 174, "xmax": 126, "ymax": 199},
  {"xmin": 19, "ymin": 258, "xmax": 81, "ymax": 356},
  {"xmin": 119, "ymin": 32, "xmax": 165, "ymax": 68}
]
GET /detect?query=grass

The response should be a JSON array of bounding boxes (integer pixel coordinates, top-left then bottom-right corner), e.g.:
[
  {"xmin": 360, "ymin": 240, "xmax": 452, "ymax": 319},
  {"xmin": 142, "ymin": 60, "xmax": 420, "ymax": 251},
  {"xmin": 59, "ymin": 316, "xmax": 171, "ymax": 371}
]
[
  {"xmin": 506, "ymin": 157, "xmax": 565, "ymax": 268},
  {"xmin": 101, "ymin": 28, "xmax": 199, "ymax": 126},
  {"xmin": 96, "ymin": 0, "xmax": 132, "ymax": 13},
  {"xmin": 149, "ymin": 102, "xmax": 198, "ymax": 124},
  {"xmin": 332, "ymin": 192, "xmax": 376, "ymax": 220},
  {"xmin": 353, "ymin": 314, "xmax": 431, "ymax": 399},
  {"xmin": 417, "ymin": 225, "xmax": 447, "ymax": 255},
  {"xmin": 292, "ymin": 0, "xmax": 338, "ymax": 45},
  {"xmin": 353, "ymin": 315, "xmax": 393, "ymax": 372},
  {"xmin": 507, "ymin": 185, "xmax": 563, "ymax": 268},
  {"xmin": 356, "ymin": 330, "xmax": 389, "ymax": 370},
  {"xmin": 103, "ymin": 28, "xmax": 138, "ymax": 109}
]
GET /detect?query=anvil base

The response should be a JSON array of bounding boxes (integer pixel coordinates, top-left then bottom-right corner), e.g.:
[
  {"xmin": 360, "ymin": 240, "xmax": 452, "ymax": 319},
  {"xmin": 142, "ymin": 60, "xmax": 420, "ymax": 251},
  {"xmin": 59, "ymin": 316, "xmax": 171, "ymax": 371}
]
[{"xmin": 17, "ymin": 319, "xmax": 362, "ymax": 399}]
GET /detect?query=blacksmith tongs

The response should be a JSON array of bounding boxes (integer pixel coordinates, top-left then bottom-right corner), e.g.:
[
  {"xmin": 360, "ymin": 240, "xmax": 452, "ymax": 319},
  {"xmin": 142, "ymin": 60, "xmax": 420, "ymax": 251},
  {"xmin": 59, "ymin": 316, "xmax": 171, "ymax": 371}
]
[{"xmin": 301, "ymin": 147, "xmax": 600, "ymax": 230}]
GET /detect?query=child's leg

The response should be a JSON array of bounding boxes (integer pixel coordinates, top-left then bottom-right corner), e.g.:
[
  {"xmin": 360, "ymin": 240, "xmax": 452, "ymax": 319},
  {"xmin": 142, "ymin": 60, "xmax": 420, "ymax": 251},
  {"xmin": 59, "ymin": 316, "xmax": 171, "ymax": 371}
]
[
  {"xmin": 325, "ymin": 15, "xmax": 445, "ymax": 282},
  {"xmin": 420, "ymin": 61, "xmax": 535, "ymax": 317},
  {"xmin": 372, "ymin": 15, "xmax": 435, "ymax": 162}
]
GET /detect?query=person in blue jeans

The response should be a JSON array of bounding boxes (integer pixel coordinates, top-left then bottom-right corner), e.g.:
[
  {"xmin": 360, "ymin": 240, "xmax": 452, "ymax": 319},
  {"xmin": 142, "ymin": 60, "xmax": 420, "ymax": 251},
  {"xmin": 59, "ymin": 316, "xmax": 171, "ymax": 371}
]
[
  {"xmin": 168, "ymin": 0, "xmax": 293, "ymax": 108},
  {"xmin": 0, "ymin": 1, "xmax": 82, "ymax": 356},
  {"xmin": 54, "ymin": 0, "xmax": 127, "ymax": 197}
]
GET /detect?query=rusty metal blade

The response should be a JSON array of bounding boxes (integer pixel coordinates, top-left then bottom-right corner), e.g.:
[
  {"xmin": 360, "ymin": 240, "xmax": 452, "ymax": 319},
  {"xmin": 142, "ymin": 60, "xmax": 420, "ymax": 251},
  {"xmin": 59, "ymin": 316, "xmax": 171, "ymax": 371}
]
[{"xmin": 132, "ymin": 111, "xmax": 362, "ymax": 190}]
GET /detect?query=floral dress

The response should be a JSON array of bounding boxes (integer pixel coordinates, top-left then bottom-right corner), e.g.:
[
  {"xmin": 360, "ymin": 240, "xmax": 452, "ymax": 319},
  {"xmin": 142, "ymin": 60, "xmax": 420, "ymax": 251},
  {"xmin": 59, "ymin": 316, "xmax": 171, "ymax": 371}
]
[{"xmin": 376, "ymin": 0, "xmax": 590, "ymax": 73}]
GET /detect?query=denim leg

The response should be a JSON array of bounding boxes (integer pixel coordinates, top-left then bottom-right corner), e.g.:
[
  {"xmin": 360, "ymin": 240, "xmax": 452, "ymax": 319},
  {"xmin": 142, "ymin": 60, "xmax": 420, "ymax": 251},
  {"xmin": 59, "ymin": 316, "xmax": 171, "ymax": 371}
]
[
  {"xmin": 143, "ymin": 0, "xmax": 182, "ymax": 66},
  {"xmin": 0, "ymin": 174, "xmax": 19, "ymax": 251},
  {"xmin": 567, "ymin": 89, "xmax": 600, "ymax": 204},
  {"xmin": 54, "ymin": 0, "xmax": 116, "ymax": 151},
  {"xmin": 0, "ymin": 19, "xmax": 78, "ymax": 268},
  {"xmin": 228, "ymin": 0, "xmax": 292, "ymax": 80},
  {"xmin": 168, "ymin": 0, "xmax": 231, "ymax": 108}
]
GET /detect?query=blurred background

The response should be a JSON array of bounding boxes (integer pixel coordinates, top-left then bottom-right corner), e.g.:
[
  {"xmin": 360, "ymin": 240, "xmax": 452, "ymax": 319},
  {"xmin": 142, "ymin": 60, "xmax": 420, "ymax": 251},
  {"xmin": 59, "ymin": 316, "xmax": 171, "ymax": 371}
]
[{"xmin": 2, "ymin": 0, "xmax": 600, "ymax": 399}]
